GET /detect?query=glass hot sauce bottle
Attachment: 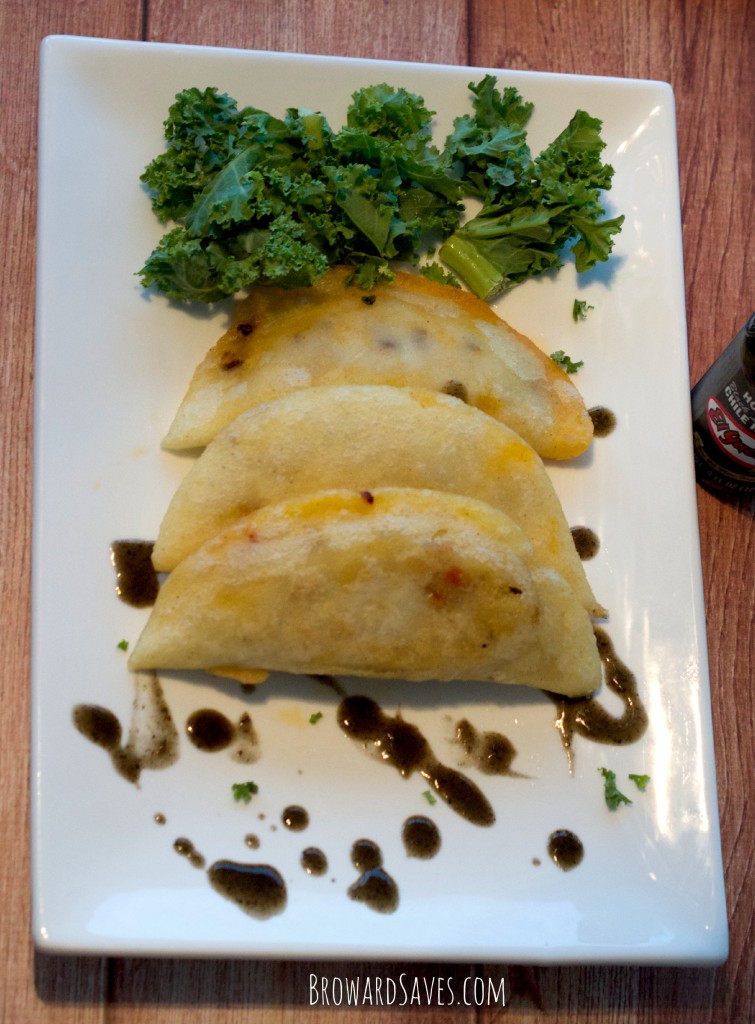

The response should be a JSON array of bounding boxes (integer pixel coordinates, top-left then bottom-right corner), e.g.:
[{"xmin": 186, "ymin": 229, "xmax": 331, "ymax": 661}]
[{"xmin": 691, "ymin": 312, "xmax": 755, "ymax": 496}]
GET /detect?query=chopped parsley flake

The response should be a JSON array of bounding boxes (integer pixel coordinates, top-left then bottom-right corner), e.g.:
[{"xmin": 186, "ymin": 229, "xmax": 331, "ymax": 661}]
[
  {"xmin": 599, "ymin": 767, "xmax": 632, "ymax": 809},
  {"xmin": 629, "ymin": 773, "xmax": 651, "ymax": 792},
  {"xmin": 422, "ymin": 789, "xmax": 437, "ymax": 806},
  {"xmin": 572, "ymin": 298, "xmax": 594, "ymax": 321},
  {"xmin": 232, "ymin": 781, "xmax": 259, "ymax": 804},
  {"xmin": 116, "ymin": 639, "xmax": 129, "ymax": 651},
  {"xmin": 420, "ymin": 262, "xmax": 462, "ymax": 288},
  {"xmin": 309, "ymin": 711, "xmax": 323, "ymax": 724},
  {"xmin": 551, "ymin": 349, "xmax": 584, "ymax": 374},
  {"xmin": 569, "ymin": 299, "xmax": 594, "ymax": 319}
]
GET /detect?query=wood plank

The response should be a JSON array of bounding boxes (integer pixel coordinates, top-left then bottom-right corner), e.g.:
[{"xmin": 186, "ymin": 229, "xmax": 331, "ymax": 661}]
[
  {"xmin": 107, "ymin": 959, "xmax": 481, "ymax": 1022},
  {"xmin": 145, "ymin": 0, "xmax": 468, "ymax": 65},
  {"xmin": 0, "ymin": 2, "xmax": 143, "ymax": 1021},
  {"xmin": 469, "ymin": 1, "xmax": 754, "ymax": 1022}
]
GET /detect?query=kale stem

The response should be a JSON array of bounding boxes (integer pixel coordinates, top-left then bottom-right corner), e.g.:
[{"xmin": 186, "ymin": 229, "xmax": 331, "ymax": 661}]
[{"xmin": 438, "ymin": 233, "xmax": 506, "ymax": 301}]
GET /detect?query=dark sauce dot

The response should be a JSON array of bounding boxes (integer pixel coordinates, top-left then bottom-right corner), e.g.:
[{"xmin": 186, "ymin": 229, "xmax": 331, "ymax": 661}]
[
  {"xmin": 72, "ymin": 705, "xmax": 121, "ymax": 751},
  {"xmin": 480, "ymin": 733, "xmax": 517, "ymax": 774},
  {"xmin": 361, "ymin": 294, "xmax": 377, "ymax": 305},
  {"xmin": 174, "ymin": 837, "xmax": 206, "ymax": 869},
  {"xmin": 281, "ymin": 805, "xmax": 309, "ymax": 832},
  {"xmin": 455, "ymin": 719, "xmax": 517, "ymax": 775},
  {"xmin": 347, "ymin": 840, "xmax": 398, "ymax": 914},
  {"xmin": 245, "ymin": 834, "xmax": 260, "ymax": 850},
  {"xmin": 301, "ymin": 847, "xmax": 328, "ymax": 876},
  {"xmin": 571, "ymin": 526, "xmax": 600, "ymax": 560},
  {"xmin": 428, "ymin": 763, "xmax": 496, "ymax": 826},
  {"xmin": 184, "ymin": 709, "xmax": 259, "ymax": 763},
  {"xmin": 154, "ymin": 813, "xmax": 166, "ymax": 826},
  {"xmin": 351, "ymin": 838, "xmax": 382, "ymax": 872},
  {"xmin": 338, "ymin": 694, "xmax": 386, "ymax": 742},
  {"xmin": 111, "ymin": 540, "xmax": 158, "ymax": 607},
  {"xmin": 207, "ymin": 861, "xmax": 287, "ymax": 919},
  {"xmin": 402, "ymin": 816, "xmax": 441, "ymax": 860},
  {"xmin": 348, "ymin": 867, "xmax": 399, "ymax": 914},
  {"xmin": 547, "ymin": 829, "xmax": 584, "ymax": 871},
  {"xmin": 549, "ymin": 626, "xmax": 648, "ymax": 766},
  {"xmin": 589, "ymin": 406, "xmax": 617, "ymax": 437},
  {"xmin": 337, "ymin": 695, "xmax": 495, "ymax": 827},
  {"xmin": 72, "ymin": 674, "xmax": 178, "ymax": 785},
  {"xmin": 186, "ymin": 709, "xmax": 235, "ymax": 752}
]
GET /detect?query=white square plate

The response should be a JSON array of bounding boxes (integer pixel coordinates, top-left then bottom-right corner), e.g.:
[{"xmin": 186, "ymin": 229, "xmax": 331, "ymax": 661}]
[{"xmin": 32, "ymin": 35, "xmax": 727, "ymax": 963}]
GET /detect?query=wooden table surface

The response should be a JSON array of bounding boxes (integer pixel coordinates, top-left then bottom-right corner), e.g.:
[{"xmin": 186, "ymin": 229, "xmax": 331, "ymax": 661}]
[{"xmin": 2, "ymin": 0, "xmax": 752, "ymax": 1021}]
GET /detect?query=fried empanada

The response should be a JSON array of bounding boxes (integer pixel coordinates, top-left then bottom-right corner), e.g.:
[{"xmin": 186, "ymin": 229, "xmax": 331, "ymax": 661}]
[
  {"xmin": 162, "ymin": 268, "xmax": 593, "ymax": 460},
  {"xmin": 130, "ymin": 488, "xmax": 601, "ymax": 697},
  {"xmin": 152, "ymin": 384, "xmax": 603, "ymax": 617}
]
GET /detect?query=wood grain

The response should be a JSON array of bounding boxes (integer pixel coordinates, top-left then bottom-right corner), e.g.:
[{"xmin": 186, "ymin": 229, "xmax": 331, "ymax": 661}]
[
  {"xmin": 2, "ymin": 1, "xmax": 752, "ymax": 1022},
  {"xmin": 470, "ymin": 2, "xmax": 755, "ymax": 1021},
  {"xmin": 145, "ymin": 0, "xmax": 469, "ymax": 64},
  {"xmin": 1, "ymin": 1, "xmax": 142, "ymax": 1021},
  {"xmin": 107, "ymin": 960, "xmax": 482, "ymax": 1022}
]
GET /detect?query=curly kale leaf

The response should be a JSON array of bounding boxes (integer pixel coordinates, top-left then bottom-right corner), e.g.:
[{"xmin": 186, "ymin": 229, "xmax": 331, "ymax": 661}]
[
  {"xmin": 138, "ymin": 77, "xmax": 622, "ymax": 304},
  {"xmin": 441, "ymin": 97, "xmax": 624, "ymax": 300}
]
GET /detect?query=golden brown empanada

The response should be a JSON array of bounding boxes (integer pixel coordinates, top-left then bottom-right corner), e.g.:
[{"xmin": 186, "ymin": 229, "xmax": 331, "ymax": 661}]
[
  {"xmin": 162, "ymin": 268, "xmax": 593, "ymax": 460},
  {"xmin": 130, "ymin": 488, "xmax": 601, "ymax": 697}
]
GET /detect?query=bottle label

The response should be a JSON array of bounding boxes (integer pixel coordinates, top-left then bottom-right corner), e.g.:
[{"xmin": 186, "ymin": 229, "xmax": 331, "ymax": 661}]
[
  {"xmin": 691, "ymin": 313, "xmax": 755, "ymax": 494},
  {"xmin": 703, "ymin": 392, "xmax": 755, "ymax": 469}
]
